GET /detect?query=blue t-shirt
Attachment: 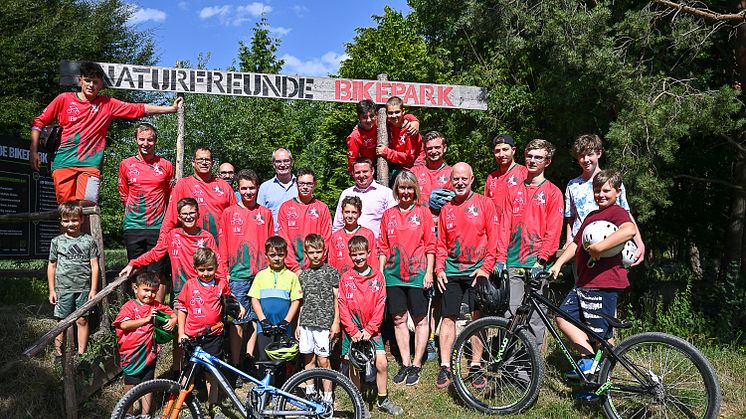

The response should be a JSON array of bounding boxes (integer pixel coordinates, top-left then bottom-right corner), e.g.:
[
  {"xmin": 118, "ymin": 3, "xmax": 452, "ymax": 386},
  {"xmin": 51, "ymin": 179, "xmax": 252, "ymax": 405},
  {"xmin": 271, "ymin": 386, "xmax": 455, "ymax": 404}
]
[
  {"xmin": 257, "ymin": 175, "xmax": 298, "ymax": 233},
  {"xmin": 564, "ymin": 175, "xmax": 630, "ymax": 239}
]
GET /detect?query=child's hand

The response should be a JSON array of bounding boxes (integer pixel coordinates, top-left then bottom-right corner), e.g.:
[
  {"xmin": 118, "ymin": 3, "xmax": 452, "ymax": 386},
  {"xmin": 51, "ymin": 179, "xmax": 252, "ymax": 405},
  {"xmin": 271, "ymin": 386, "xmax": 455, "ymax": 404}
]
[
  {"xmin": 548, "ymin": 264, "xmax": 562, "ymax": 280},
  {"xmin": 144, "ymin": 308, "xmax": 156, "ymax": 323},
  {"xmin": 403, "ymin": 118, "xmax": 420, "ymax": 135},
  {"xmin": 238, "ymin": 304, "xmax": 247, "ymax": 319},
  {"xmin": 330, "ymin": 322, "xmax": 340, "ymax": 339},
  {"xmin": 88, "ymin": 289, "xmax": 97, "ymax": 301},
  {"xmin": 48, "ymin": 290, "xmax": 57, "ymax": 305},
  {"xmin": 294, "ymin": 326, "xmax": 301, "ymax": 340},
  {"xmin": 178, "ymin": 333, "xmax": 188, "ymax": 345},
  {"xmin": 375, "ymin": 144, "xmax": 388, "ymax": 156},
  {"xmin": 352, "ymin": 330, "xmax": 363, "ymax": 342},
  {"xmin": 119, "ymin": 264, "xmax": 134, "ymax": 278},
  {"xmin": 164, "ymin": 317, "xmax": 177, "ymax": 331},
  {"xmin": 360, "ymin": 330, "xmax": 372, "ymax": 341},
  {"xmin": 587, "ymin": 243, "xmax": 603, "ymax": 261}
]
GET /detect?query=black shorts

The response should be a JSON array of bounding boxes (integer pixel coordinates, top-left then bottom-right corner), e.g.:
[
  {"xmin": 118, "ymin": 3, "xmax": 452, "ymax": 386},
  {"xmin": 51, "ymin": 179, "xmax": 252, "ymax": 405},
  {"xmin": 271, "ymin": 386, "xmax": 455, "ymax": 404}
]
[
  {"xmin": 123, "ymin": 361, "xmax": 156, "ymax": 385},
  {"xmin": 123, "ymin": 229, "xmax": 167, "ymax": 276},
  {"xmin": 440, "ymin": 278, "xmax": 476, "ymax": 318},
  {"xmin": 387, "ymin": 286, "xmax": 429, "ymax": 318},
  {"xmin": 198, "ymin": 334, "xmax": 224, "ymax": 358}
]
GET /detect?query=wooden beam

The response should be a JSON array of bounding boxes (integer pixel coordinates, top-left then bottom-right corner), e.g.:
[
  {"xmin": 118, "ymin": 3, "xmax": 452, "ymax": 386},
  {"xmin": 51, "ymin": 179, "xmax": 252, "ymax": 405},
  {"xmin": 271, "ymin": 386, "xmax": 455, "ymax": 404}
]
[
  {"xmin": 64, "ymin": 329, "xmax": 77, "ymax": 419},
  {"xmin": 0, "ymin": 206, "xmax": 97, "ymax": 223},
  {"xmin": 376, "ymin": 74, "xmax": 390, "ymax": 187},
  {"xmin": 23, "ymin": 273, "xmax": 130, "ymax": 358},
  {"xmin": 176, "ymin": 60, "xmax": 186, "ymax": 180},
  {"xmin": 88, "ymin": 209, "xmax": 110, "ymax": 328}
]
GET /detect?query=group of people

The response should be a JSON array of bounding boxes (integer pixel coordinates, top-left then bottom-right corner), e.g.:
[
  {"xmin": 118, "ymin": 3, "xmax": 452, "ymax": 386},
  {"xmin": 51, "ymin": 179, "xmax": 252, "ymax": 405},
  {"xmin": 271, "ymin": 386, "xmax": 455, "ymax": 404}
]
[{"xmin": 37, "ymin": 62, "xmax": 645, "ymax": 417}]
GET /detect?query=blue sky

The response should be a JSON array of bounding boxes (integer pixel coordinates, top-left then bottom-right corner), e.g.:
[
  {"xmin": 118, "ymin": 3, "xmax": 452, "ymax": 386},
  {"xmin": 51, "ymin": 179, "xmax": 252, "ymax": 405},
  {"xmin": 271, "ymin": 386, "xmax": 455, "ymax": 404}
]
[{"xmin": 126, "ymin": 1, "xmax": 411, "ymax": 76}]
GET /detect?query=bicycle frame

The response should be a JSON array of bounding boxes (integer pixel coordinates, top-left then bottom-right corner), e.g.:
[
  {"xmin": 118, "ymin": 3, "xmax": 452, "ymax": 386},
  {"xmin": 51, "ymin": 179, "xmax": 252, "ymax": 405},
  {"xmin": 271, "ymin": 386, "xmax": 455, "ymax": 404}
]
[
  {"xmin": 178, "ymin": 346, "xmax": 327, "ymax": 418},
  {"xmin": 500, "ymin": 279, "xmax": 654, "ymax": 394}
]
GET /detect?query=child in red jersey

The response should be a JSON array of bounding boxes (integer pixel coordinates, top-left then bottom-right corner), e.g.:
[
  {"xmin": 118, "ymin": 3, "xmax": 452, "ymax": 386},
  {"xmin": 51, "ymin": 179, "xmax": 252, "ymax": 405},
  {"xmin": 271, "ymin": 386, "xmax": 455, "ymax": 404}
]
[
  {"xmin": 277, "ymin": 168, "xmax": 332, "ymax": 273},
  {"xmin": 484, "ymin": 134, "xmax": 528, "ymax": 213},
  {"xmin": 549, "ymin": 170, "xmax": 636, "ymax": 383},
  {"xmin": 346, "ymin": 99, "xmax": 419, "ymax": 174},
  {"xmin": 376, "ymin": 96, "xmax": 424, "ymax": 172},
  {"xmin": 339, "ymin": 236, "xmax": 403, "ymax": 416},
  {"xmin": 30, "ymin": 61, "xmax": 181, "ymax": 204},
  {"xmin": 120, "ymin": 198, "xmax": 226, "ymax": 296},
  {"xmin": 218, "ymin": 169, "xmax": 274, "ymax": 386},
  {"xmin": 114, "ymin": 272, "xmax": 176, "ymax": 417},
  {"xmin": 496, "ymin": 139, "xmax": 564, "ymax": 348},
  {"xmin": 176, "ymin": 248, "xmax": 244, "ymax": 417},
  {"xmin": 329, "ymin": 196, "xmax": 377, "ymax": 274}
]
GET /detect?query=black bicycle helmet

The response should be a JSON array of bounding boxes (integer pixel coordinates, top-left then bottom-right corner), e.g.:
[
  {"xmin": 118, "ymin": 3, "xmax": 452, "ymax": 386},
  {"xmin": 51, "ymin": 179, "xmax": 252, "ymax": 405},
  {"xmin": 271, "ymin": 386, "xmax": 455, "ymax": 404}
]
[
  {"xmin": 475, "ymin": 272, "xmax": 509, "ymax": 316},
  {"xmin": 348, "ymin": 340, "xmax": 376, "ymax": 371},
  {"xmin": 222, "ymin": 294, "xmax": 241, "ymax": 323},
  {"xmin": 264, "ymin": 336, "xmax": 299, "ymax": 361}
]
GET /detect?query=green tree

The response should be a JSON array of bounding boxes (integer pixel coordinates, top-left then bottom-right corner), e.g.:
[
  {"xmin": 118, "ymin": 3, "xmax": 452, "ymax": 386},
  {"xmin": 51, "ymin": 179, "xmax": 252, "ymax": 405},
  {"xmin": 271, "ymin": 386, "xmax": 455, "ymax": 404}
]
[{"xmin": 238, "ymin": 16, "xmax": 284, "ymax": 73}]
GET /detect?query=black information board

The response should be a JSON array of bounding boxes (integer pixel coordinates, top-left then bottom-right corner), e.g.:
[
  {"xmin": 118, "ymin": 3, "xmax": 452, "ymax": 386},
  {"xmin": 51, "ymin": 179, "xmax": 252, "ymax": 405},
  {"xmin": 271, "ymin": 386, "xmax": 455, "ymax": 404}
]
[{"xmin": 0, "ymin": 137, "xmax": 58, "ymax": 259}]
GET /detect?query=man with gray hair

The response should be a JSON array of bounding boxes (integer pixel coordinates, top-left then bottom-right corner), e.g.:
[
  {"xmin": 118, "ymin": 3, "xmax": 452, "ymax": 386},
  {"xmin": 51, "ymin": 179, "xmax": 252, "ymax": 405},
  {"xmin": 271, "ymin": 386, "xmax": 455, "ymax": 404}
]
[{"xmin": 258, "ymin": 148, "xmax": 298, "ymax": 232}]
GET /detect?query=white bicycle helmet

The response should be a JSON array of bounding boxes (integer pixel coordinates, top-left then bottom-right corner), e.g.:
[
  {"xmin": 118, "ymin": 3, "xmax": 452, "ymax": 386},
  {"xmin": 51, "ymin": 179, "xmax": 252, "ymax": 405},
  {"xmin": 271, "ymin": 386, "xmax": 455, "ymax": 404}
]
[
  {"xmin": 581, "ymin": 221, "xmax": 624, "ymax": 258},
  {"xmin": 621, "ymin": 240, "xmax": 638, "ymax": 268}
]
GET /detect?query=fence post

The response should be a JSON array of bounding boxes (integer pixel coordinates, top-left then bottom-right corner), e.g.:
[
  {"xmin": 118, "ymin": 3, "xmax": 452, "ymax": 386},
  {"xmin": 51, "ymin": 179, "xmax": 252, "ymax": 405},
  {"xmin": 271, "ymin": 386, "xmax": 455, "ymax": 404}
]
[
  {"xmin": 376, "ymin": 73, "xmax": 390, "ymax": 187},
  {"xmin": 88, "ymin": 206, "xmax": 110, "ymax": 323},
  {"xmin": 175, "ymin": 60, "xmax": 186, "ymax": 180},
  {"xmin": 63, "ymin": 327, "xmax": 77, "ymax": 419}
]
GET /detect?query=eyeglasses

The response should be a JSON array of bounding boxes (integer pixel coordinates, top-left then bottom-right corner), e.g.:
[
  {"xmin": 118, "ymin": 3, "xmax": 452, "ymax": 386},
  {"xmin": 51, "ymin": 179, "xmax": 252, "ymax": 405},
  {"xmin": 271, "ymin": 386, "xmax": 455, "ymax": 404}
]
[
  {"xmin": 297, "ymin": 182, "xmax": 315, "ymax": 187},
  {"xmin": 193, "ymin": 158, "xmax": 213, "ymax": 164},
  {"xmin": 179, "ymin": 211, "xmax": 198, "ymax": 219},
  {"xmin": 525, "ymin": 154, "xmax": 547, "ymax": 162}
]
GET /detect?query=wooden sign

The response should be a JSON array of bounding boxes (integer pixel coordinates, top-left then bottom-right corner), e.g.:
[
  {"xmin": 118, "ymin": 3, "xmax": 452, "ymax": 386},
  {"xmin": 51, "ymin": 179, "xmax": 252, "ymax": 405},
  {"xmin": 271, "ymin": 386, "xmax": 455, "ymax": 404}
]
[{"xmin": 60, "ymin": 61, "xmax": 488, "ymax": 110}]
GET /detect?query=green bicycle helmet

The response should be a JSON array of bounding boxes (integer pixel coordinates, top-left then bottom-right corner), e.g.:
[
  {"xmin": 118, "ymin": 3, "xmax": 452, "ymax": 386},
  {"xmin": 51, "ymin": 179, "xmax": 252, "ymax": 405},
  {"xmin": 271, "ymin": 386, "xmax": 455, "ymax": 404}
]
[
  {"xmin": 264, "ymin": 337, "xmax": 299, "ymax": 361},
  {"xmin": 152, "ymin": 310, "xmax": 175, "ymax": 344}
]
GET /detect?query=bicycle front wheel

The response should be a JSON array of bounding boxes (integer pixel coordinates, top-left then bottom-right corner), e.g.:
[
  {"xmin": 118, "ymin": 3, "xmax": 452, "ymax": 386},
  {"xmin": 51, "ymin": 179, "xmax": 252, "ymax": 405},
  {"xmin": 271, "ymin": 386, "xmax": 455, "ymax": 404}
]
[
  {"xmin": 451, "ymin": 316, "xmax": 543, "ymax": 415},
  {"xmin": 600, "ymin": 332, "xmax": 721, "ymax": 419},
  {"xmin": 110, "ymin": 379, "xmax": 203, "ymax": 419},
  {"xmin": 279, "ymin": 367, "xmax": 370, "ymax": 419}
]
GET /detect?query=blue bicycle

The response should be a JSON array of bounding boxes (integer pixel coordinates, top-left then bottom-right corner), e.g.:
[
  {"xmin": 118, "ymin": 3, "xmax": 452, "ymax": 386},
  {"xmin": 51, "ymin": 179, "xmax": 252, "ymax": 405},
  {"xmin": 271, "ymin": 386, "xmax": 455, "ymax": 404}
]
[{"xmin": 111, "ymin": 324, "xmax": 368, "ymax": 418}]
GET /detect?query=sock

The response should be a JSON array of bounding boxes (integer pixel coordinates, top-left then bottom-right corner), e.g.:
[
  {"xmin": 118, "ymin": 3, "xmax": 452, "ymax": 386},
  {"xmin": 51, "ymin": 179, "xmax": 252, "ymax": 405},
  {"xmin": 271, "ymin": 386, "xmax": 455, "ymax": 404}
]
[
  {"xmin": 470, "ymin": 362, "xmax": 481, "ymax": 368},
  {"xmin": 323, "ymin": 391, "xmax": 333, "ymax": 402},
  {"xmin": 306, "ymin": 384, "xmax": 316, "ymax": 394},
  {"xmin": 441, "ymin": 363, "xmax": 450, "ymax": 368},
  {"xmin": 377, "ymin": 394, "xmax": 388, "ymax": 405}
]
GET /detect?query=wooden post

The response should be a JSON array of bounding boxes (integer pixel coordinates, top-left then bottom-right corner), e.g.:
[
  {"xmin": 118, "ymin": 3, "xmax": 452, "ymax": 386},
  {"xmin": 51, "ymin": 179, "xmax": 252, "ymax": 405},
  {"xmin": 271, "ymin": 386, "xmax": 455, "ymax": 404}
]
[
  {"xmin": 88, "ymin": 206, "xmax": 110, "ymax": 322},
  {"xmin": 63, "ymin": 327, "xmax": 77, "ymax": 419},
  {"xmin": 175, "ymin": 60, "xmax": 186, "ymax": 180},
  {"xmin": 376, "ymin": 74, "xmax": 390, "ymax": 186}
]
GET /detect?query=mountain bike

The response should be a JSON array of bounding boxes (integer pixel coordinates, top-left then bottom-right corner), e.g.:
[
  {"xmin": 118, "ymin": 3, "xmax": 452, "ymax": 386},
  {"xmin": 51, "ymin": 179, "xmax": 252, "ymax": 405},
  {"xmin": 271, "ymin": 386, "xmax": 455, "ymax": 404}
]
[
  {"xmin": 450, "ymin": 270, "xmax": 721, "ymax": 418},
  {"xmin": 111, "ymin": 324, "xmax": 369, "ymax": 418}
]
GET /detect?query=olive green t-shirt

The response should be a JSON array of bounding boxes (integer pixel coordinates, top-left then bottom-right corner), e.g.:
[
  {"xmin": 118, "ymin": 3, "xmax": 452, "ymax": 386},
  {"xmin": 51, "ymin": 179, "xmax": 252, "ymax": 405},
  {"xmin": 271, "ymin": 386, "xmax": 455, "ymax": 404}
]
[{"xmin": 49, "ymin": 233, "xmax": 99, "ymax": 292}]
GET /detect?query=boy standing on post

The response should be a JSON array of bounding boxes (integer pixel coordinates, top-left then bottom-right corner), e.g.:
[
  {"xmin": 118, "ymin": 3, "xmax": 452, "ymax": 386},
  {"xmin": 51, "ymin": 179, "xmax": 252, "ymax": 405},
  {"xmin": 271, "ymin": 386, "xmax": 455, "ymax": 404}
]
[
  {"xmin": 295, "ymin": 234, "xmax": 340, "ymax": 403},
  {"xmin": 496, "ymin": 139, "xmax": 564, "ymax": 349},
  {"xmin": 376, "ymin": 96, "xmax": 424, "ymax": 173},
  {"xmin": 338, "ymin": 236, "xmax": 403, "ymax": 416},
  {"xmin": 48, "ymin": 201, "xmax": 100, "ymax": 362},
  {"xmin": 31, "ymin": 61, "xmax": 181, "ymax": 204}
]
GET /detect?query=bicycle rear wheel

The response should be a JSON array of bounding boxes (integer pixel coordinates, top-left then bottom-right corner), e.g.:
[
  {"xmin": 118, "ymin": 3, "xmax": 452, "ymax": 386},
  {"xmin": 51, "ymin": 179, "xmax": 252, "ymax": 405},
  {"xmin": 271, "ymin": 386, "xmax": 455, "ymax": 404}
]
[
  {"xmin": 600, "ymin": 332, "xmax": 721, "ymax": 419},
  {"xmin": 110, "ymin": 379, "xmax": 203, "ymax": 419},
  {"xmin": 451, "ymin": 316, "xmax": 543, "ymax": 415},
  {"xmin": 279, "ymin": 367, "xmax": 370, "ymax": 419}
]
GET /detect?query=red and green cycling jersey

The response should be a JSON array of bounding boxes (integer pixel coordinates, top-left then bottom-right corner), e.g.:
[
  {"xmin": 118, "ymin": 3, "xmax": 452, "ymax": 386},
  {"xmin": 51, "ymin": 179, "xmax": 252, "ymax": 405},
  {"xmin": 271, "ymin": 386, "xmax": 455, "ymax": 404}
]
[
  {"xmin": 329, "ymin": 226, "xmax": 377, "ymax": 275},
  {"xmin": 384, "ymin": 124, "xmax": 424, "ymax": 168},
  {"xmin": 32, "ymin": 92, "xmax": 145, "ymax": 171},
  {"xmin": 277, "ymin": 198, "xmax": 333, "ymax": 273},
  {"xmin": 484, "ymin": 163, "xmax": 528, "ymax": 215},
  {"xmin": 161, "ymin": 175, "xmax": 236, "ymax": 245},
  {"xmin": 411, "ymin": 163, "xmax": 452, "ymax": 208},
  {"xmin": 118, "ymin": 156, "xmax": 174, "ymax": 230},
  {"xmin": 114, "ymin": 299, "xmax": 174, "ymax": 375},
  {"xmin": 346, "ymin": 114, "xmax": 418, "ymax": 173},
  {"xmin": 436, "ymin": 192, "xmax": 498, "ymax": 278},
  {"xmin": 338, "ymin": 267, "xmax": 386, "ymax": 337},
  {"xmin": 132, "ymin": 227, "xmax": 226, "ymax": 295},
  {"xmin": 497, "ymin": 179, "xmax": 564, "ymax": 268},
  {"xmin": 378, "ymin": 205, "xmax": 436, "ymax": 287},
  {"xmin": 218, "ymin": 203, "xmax": 274, "ymax": 281}
]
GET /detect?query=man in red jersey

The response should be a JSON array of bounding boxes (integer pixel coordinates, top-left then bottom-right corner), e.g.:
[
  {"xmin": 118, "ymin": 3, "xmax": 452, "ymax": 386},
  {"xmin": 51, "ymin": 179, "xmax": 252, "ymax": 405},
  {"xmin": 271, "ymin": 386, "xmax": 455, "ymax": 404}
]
[
  {"xmin": 118, "ymin": 123, "xmax": 174, "ymax": 301},
  {"xmin": 160, "ymin": 147, "xmax": 236, "ymax": 244},
  {"xmin": 31, "ymin": 61, "xmax": 181, "ymax": 204},
  {"xmin": 346, "ymin": 99, "xmax": 419, "ymax": 174},
  {"xmin": 411, "ymin": 131, "xmax": 452, "ymax": 216},
  {"xmin": 496, "ymin": 139, "xmax": 564, "ymax": 349},
  {"xmin": 434, "ymin": 162, "xmax": 498, "ymax": 389},
  {"xmin": 484, "ymin": 134, "xmax": 528, "ymax": 213},
  {"xmin": 277, "ymin": 168, "xmax": 333, "ymax": 273}
]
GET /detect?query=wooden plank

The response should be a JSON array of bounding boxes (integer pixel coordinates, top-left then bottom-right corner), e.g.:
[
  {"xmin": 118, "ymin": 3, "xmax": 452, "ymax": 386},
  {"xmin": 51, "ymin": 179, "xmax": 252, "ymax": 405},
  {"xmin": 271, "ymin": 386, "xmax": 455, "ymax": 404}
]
[
  {"xmin": 60, "ymin": 61, "xmax": 489, "ymax": 110},
  {"xmin": 376, "ymin": 74, "xmax": 390, "ymax": 186},
  {"xmin": 64, "ymin": 328, "xmax": 77, "ymax": 419},
  {"xmin": 23, "ymin": 273, "xmax": 130, "ymax": 358},
  {"xmin": 175, "ymin": 61, "xmax": 185, "ymax": 180},
  {"xmin": 88, "ymin": 210, "xmax": 110, "ymax": 328}
]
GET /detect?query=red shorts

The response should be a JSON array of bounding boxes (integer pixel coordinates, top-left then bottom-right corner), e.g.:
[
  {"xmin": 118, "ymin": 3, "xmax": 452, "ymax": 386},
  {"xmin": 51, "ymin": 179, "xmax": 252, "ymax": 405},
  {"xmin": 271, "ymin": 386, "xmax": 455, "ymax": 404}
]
[{"xmin": 52, "ymin": 167, "xmax": 100, "ymax": 204}]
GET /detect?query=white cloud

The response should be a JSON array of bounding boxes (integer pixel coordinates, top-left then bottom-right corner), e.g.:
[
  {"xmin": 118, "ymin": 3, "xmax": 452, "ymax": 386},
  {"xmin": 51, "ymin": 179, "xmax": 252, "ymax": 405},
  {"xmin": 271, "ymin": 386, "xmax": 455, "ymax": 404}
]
[
  {"xmin": 177, "ymin": 2, "xmax": 189, "ymax": 11},
  {"xmin": 281, "ymin": 51, "xmax": 349, "ymax": 76},
  {"xmin": 269, "ymin": 26, "xmax": 291, "ymax": 36},
  {"xmin": 291, "ymin": 5, "xmax": 308, "ymax": 17},
  {"xmin": 128, "ymin": 7, "xmax": 166, "ymax": 25},
  {"xmin": 199, "ymin": 3, "xmax": 271, "ymax": 26}
]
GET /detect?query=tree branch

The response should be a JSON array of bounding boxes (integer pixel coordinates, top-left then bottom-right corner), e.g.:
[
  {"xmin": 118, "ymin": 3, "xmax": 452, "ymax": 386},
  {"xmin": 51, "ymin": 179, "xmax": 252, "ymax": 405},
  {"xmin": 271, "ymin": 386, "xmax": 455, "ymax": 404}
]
[
  {"xmin": 652, "ymin": 0, "xmax": 746, "ymax": 22},
  {"xmin": 719, "ymin": 133, "xmax": 746, "ymax": 155},
  {"xmin": 673, "ymin": 174, "xmax": 744, "ymax": 191}
]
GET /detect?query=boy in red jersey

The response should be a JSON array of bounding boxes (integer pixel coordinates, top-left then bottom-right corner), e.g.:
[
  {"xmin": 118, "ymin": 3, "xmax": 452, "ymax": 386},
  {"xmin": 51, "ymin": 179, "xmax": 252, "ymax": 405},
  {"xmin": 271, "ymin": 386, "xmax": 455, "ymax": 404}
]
[
  {"xmin": 119, "ymin": 123, "xmax": 174, "ymax": 301},
  {"xmin": 549, "ymin": 170, "xmax": 636, "ymax": 386},
  {"xmin": 434, "ymin": 162, "xmax": 498, "ymax": 389},
  {"xmin": 176, "ymin": 248, "xmax": 244, "ymax": 417},
  {"xmin": 329, "ymin": 196, "xmax": 377, "ymax": 274},
  {"xmin": 218, "ymin": 169, "xmax": 273, "ymax": 386},
  {"xmin": 376, "ymin": 96, "xmax": 424, "ymax": 172},
  {"xmin": 484, "ymin": 134, "xmax": 528, "ymax": 212},
  {"xmin": 160, "ymin": 147, "xmax": 236, "ymax": 243},
  {"xmin": 114, "ymin": 272, "xmax": 176, "ymax": 416},
  {"xmin": 277, "ymin": 168, "xmax": 332, "ymax": 273},
  {"xmin": 339, "ymin": 236, "xmax": 403, "ymax": 416},
  {"xmin": 30, "ymin": 61, "xmax": 181, "ymax": 204},
  {"xmin": 346, "ymin": 99, "xmax": 419, "ymax": 174},
  {"xmin": 496, "ymin": 139, "xmax": 564, "ymax": 349}
]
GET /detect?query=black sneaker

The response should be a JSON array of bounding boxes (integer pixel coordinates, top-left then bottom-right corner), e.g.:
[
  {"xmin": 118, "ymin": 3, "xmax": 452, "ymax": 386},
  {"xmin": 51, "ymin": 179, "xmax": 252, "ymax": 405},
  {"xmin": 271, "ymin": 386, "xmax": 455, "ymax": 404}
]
[
  {"xmin": 392, "ymin": 365, "xmax": 410, "ymax": 385},
  {"xmin": 435, "ymin": 365, "xmax": 451, "ymax": 389},
  {"xmin": 469, "ymin": 365, "xmax": 486, "ymax": 389},
  {"xmin": 405, "ymin": 366, "xmax": 421, "ymax": 386}
]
